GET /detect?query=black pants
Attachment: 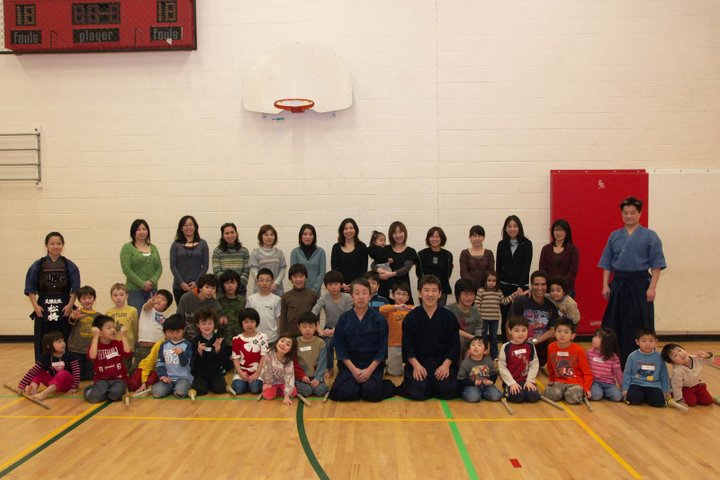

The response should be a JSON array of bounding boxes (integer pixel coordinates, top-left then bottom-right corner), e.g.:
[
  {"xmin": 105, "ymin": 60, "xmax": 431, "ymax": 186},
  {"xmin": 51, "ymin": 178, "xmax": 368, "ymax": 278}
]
[
  {"xmin": 397, "ymin": 356, "xmax": 460, "ymax": 401},
  {"xmin": 602, "ymin": 271, "xmax": 653, "ymax": 367}
]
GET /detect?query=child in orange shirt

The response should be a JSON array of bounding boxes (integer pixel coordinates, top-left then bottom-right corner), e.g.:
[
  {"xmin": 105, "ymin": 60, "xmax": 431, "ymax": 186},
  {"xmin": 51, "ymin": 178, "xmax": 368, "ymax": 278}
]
[
  {"xmin": 379, "ymin": 283, "xmax": 413, "ymax": 376},
  {"xmin": 545, "ymin": 318, "xmax": 593, "ymax": 404}
]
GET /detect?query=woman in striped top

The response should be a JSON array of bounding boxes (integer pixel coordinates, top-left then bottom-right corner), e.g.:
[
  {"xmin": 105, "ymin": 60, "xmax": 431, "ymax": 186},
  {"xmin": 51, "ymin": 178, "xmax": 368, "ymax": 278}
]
[{"xmin": 212, "ymin": 222, "xmax": 250, "ymax": 295}]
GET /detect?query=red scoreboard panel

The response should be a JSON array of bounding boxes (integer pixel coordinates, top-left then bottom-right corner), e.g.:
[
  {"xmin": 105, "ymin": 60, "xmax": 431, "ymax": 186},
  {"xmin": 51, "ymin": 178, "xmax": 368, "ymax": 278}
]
[{"xmin": 3, "ymin": 0, "xmax": 196, "ymax": 53}]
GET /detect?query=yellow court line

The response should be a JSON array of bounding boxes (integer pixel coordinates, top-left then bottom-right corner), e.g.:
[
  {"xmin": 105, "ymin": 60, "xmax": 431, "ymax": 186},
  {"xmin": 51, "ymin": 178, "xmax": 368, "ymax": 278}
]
[
  {"xmin": 0, "ymin": 403, "xmax": 105, "ymax": 472},
  {"xmin": 305, "ymin": 417, "xmax": 575, "ymax": 423},
  {"xmin": 562, "ymin": 403, "xmax": 643, "ymax": 479},
  {"xmin": 0, "ymin": 398, "xmax": 24, "ymax": 413},
  {"xmin": 0, "ymin": 415, "xmax": 75, "ymax": 419},
  {"xmin": 95, "ymin": 414, "xmax": 573, "ymax": 423},
  {"xmin": 96, "ymin": 415, "xmax": 293, "ymax": 422}
]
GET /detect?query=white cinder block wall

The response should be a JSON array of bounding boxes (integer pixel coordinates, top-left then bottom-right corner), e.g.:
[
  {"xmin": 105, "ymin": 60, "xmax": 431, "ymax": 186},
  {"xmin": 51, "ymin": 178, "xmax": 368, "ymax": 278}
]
[{"xmin": 1, "ymin": 1, "xmax": 719, "ymax": 334}]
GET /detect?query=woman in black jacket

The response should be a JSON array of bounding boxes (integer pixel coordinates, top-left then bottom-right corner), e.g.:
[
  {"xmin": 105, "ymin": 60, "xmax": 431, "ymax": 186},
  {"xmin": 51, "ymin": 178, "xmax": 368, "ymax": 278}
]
[{"xmin": 496, "ymin": 215, "xmax": 532, "ymax": 341}]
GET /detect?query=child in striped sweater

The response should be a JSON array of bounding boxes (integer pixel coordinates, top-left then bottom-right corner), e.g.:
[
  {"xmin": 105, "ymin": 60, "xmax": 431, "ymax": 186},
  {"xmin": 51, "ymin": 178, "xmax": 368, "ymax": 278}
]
[
  {"xmin": 475, "ymin": 271, "xmax": 520, "ymax": 360},
  {"xmin": 586, "ymin": 327, "xmax": 623, "ymax": 401},
  {"xmin": 18, "ymin": 331, "xmax": 80, "ymax": 400}
]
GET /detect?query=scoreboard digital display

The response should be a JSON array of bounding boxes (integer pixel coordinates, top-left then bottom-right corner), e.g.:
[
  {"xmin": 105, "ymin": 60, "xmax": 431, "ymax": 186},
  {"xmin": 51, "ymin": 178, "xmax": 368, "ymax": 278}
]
[{"xmin": 3, "ymin": 0, "xmax": 196, "ymax": 53}]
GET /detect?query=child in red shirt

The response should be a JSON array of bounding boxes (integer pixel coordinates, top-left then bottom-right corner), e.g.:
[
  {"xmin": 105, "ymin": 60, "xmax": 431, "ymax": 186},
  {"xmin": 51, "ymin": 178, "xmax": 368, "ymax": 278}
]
[
  {"xmin": 545, "ymin": 318, "xmax": 593, "ymax": 404},
  {"xmin": 83, "ymin": 315, "xmax": 132, "ymax": 403}
]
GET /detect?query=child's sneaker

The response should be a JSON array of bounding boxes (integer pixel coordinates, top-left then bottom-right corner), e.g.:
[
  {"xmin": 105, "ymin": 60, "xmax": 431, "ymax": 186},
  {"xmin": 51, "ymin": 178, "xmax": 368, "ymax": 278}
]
[
  {"xmin": 226, "ymin": 385, "xmax": 237, "ymax": 396},
  {"xmin": 189, "ymin": 388, "xmax": 197, "ymax": 401}
]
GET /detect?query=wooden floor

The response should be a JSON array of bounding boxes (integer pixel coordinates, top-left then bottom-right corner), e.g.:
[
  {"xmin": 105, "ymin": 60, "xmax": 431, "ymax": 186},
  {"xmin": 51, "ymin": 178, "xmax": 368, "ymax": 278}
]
[{"xmin": 1, "ymin": 341, "xmax": 719, "ymax": 479}]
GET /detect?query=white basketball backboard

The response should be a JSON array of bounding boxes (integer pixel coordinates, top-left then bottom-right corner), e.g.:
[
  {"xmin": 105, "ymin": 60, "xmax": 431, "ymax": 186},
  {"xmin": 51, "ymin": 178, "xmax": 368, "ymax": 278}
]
[{"xmin": 242, "ymin": 43, "xmax": 353, "ymax": 114}]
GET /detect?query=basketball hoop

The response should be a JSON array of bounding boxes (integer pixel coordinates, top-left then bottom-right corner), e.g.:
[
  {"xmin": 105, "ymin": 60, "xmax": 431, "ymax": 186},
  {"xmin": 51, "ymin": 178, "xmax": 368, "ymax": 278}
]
[{"xmin": 273, "ymin": 98, "xmax": 315, "ymax": 113}]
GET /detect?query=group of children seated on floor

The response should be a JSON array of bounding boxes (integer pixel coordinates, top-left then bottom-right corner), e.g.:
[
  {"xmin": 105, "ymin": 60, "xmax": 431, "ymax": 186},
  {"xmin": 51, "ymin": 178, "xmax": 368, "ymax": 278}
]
[{"xmin": 17, "ymin": 264, "xmax": 718, "ymax": 410}]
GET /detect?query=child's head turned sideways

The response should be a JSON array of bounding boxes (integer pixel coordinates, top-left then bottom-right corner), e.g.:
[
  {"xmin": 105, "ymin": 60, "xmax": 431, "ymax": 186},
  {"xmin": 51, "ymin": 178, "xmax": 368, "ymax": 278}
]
[
  {"xmin": 548, "ymin": 276, "xmax": 568, "ymax": 302},
  {"xmin": 661, "ymin": 343, "xmax": 690, "ymax": 366}
]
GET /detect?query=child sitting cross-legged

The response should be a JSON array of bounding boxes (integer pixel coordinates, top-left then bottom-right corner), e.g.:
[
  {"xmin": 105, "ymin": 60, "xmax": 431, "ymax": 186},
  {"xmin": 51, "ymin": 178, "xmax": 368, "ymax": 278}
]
[
  {"xmin": 190, "ymin": 309, "xmax": 228, "ymax": 396},
  {"xmin": 84, "ymin": 315, "xmax": 132, "ymax": 403},
  {"xmin": 458, "ymin": 336, "xmax": 502, "ymax": 403},
  {"xmin": 544, "ymin": 318, "xmax": 593, "ymax": 404},
  {"xmin": 152, "ymin": 314, "xmax": 194, "ymax": 399}
]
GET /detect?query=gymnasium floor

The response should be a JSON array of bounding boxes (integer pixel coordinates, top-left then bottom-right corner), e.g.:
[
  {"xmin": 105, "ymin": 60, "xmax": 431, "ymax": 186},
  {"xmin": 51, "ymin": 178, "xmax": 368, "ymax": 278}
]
[{"xmin": 1, "ymin": 341, "xmax": 718, "ymax": 480}]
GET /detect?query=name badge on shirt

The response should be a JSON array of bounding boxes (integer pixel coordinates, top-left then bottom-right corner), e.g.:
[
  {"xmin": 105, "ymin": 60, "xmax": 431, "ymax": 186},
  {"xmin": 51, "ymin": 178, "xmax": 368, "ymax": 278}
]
[
  {"xmin": 557, "ymin": 351, "xmax": 569, "ymax": 357},
  {"xmin": 51, "ymin": 361, "xmax": 65, "ymax": 371},
  {"xmin": 641, "ymin": 363, "xmax": 655, "ymax": 381},
  {"xmin": 513, "ymin": 348, "xmax": 527, "ymax": 356},
  {"xmin": 592, "ymin": 357, "xmax": 605, "ymax": 363},
  {"xmin": 299, "ymin": 346, "xmax": 312, "ymax": 352},
  {"xmin": 204, "ymin": 346, "xmax": 213, "ymax": 352}
]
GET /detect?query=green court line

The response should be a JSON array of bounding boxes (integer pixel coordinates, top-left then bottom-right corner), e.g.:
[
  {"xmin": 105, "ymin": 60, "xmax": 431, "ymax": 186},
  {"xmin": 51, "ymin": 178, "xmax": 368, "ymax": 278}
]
[
  {"xmin": 440, "ymin": 400, "xmax": 479, "ymax": 480},
  {"xmin": 0, "ymin": 401, "xmax": 111, "ymax": 478},
  {"xmin": 296, "ymin": 401, "xmax": 330, "ymax": 480}
]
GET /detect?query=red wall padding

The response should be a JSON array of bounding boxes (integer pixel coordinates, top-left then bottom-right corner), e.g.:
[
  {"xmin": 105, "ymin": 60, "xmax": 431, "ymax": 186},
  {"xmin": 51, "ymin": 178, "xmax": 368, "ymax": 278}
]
[{"xmin": 550, "ymin": 170, "xmax": 649, "ymax": 334}]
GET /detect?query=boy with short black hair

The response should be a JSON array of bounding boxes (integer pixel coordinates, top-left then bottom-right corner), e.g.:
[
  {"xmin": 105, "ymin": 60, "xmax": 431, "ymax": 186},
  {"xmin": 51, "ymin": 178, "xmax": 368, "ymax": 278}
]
[
  {"xmin": 217, "ymin": 270, "xmax": 246, "ymax": 343},
  {"xmin": 131, "ymin": 289, "xmax": 172, "ymax": 377},
  {"xmin": 295, "ymin": 312, "xmax": 329, "ymax": 397},
  {"xmin": 177, "ymin": 273, "xmax": 227, "ymax": 339},
  {"xmin": 379, "ymin": 282, "xmax": 413, "ymax": 376},
  {"xmin": 68, "ymin": 285, "xmax": 99, "ymax": 380},
  {"xmin": 498, "ymin": 316, "xmax": 541, "ymax": 403},
  {"xmin": 312, "ymin": 270, "xmax": 353, "ymax": 374},
  {"xmin": 365, "ymin": 271, "xmax": 389, "ymax": 310},
  {"xmin": 280, "ymin": 264, "xmax": 319, "ymax": 337},
  {"xmin": 153, "ymin": 314, "xmax": 193, "ymax": 399},
  {"xmin": 446, "ymin": 279, "xmax": 483, "ymax": 357},
  {"xmin": 190, "ymin": 309, "xmax": 227, "ymax": 396},
  {"xmin": 544, "ymin": 318, "xmax": 593, "ymax": 404},
  {"xmin": 458, "ymin": 336, "xmax": 502, "ymax": 402},
  {"xmin": 246, "ymin": 268, "xmax": 281, "ymax": 344},
  {"xmin": 622, "ymin": 327, "xmax": 669, "ymax": 407},
  {"xmin": 84, "ymin": 315, "xmax": 132, "ymax": 403}
]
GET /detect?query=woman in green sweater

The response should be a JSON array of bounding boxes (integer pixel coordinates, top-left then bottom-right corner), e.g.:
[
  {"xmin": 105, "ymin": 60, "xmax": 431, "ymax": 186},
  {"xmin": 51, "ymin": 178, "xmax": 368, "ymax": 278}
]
[{"xmin": 120, "ymin": 219, "xmax": 163, "ymax": 313}]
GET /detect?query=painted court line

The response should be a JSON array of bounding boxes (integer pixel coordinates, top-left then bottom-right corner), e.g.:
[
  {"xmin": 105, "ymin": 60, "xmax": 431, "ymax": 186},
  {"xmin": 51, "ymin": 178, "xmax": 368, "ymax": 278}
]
[
  {"xmin": 535, "ymin": 379, "xmax": 641, "ymax": 479},
  {"xmin": 96, "ymin": 415, "xmax": 293, "ymax": 422},
  {"xmin": 0, "ymin": 398, "xmax": 23, "ymax": 413},
  {"xmin": 0, "ymin": 414, "xmax": 75, "ymax": 419},
  {"xmin": 561, "ymin": 404, "xmax": 642, "ymax": 479},
  {"xmin": 296, "ymin": 401, "xmax": 330, "ymax": 480},
  {"xmin": 304, "ymin": 416, "xmax": 573, "ymax": 423},
  {"xmin": 0, "ymin": 401, "xmax": 111, "ymax": 478},
  {"xmin": 440, "ymin": 400, "xmax": 479, "ymax": 480}
]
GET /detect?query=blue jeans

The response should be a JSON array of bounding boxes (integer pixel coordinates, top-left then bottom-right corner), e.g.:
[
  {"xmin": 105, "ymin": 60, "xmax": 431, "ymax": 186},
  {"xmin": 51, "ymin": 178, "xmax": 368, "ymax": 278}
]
[
  {"xmin": 232, "ymin": 378, "xmax": 262, "ymax": 394},
  {"xmin": 462, "ymin": 384, "xmax": 503, "ymax": 403},
  {"xmin": 152, "ymin": 378, "xmax": 192, "ymax": 398},
  {"xmin": 481, "ymin": 320, "xmax": 499, "ymax": 360},
  {"xmin": 128, "ymin": 289, "xmax": 155, "ymax": 316},
  {"xmin": 296, "ymin": 379, "xmax": 329, "ymax": 397},
  {"xmin": 590, "ymin": 381, "xmax": 623, "ymax": 402}
]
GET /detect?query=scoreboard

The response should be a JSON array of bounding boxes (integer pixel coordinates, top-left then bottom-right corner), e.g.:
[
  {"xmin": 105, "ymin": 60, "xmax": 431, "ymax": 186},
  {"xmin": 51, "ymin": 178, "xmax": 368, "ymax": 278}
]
[{"xmin": 3, "ymin": 0, "xmax": 196, "ymax": 53}]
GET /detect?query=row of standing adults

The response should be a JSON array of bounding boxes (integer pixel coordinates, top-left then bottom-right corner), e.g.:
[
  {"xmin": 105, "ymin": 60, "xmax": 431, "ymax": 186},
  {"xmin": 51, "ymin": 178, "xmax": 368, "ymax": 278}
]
[
  {"xmin": 23, "ymin": 215, "xmax": 578, "ymax": 358},
  {"xmin": 25, "ymin": 198, "xmax": 662, "ymax": 369}
]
